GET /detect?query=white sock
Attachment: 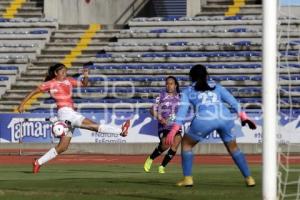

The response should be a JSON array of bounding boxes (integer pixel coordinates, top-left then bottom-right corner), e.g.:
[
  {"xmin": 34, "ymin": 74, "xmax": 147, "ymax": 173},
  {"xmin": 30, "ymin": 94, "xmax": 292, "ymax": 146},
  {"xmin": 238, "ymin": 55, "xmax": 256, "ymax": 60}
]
[
  {"xmin": 98, "ymin": 124, "xmax": 122, "ymax": 135},
  {"xmin": 37, "ymin": 148, "xmax": 58, "ymax": 165}
]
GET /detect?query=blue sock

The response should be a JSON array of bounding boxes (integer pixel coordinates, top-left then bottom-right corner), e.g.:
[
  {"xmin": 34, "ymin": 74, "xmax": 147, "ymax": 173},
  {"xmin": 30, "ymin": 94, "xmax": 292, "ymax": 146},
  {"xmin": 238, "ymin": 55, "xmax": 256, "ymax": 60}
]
[
  {"xmin": 182, "ymin": 150, "xmax": 194, "ymax": 176},
  {"xmin": 231, "ymin": 149, "xmax": 251, "ymax": 178}
]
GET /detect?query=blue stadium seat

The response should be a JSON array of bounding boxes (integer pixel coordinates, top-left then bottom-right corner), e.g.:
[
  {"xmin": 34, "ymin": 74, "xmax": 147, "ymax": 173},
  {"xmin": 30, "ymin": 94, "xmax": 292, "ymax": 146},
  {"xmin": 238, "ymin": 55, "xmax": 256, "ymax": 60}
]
[
  {"xmin": 221, "ymin": 52, "xmax": 235, "ymax": 57},
  {"xmin": 226, "ymin": 64, "xmax": 244, "ymax": 69},
  {"xmin": 251, "ymin": 76, "xmax": 262, "ymax": 81},
  {"xmin": 29, "ymin": 30, "xmax": 48, "ymax": 34},
  {"xmin": 235, "ymin": 51, "xmax": 261, "ymax": 57},
  {"xmin": 88, "ymin": 77, "xmax": 105, "ymax": 82},
  {"xmin": 206, "ymin": 64, "xmax": 224, "ymax": 69},
  {"xmin": 149, "ymin": 28, "xmax": 168, "ymax": 33},
  {"xmin": 245, "ymin": 64, "xmax": 261, "ymax": 68},
  {"xmin": 169, "ymin": 41, "xmax": 188, "ymax": 46},
  {"xmin": 238, "ymin": 98, "xmax": 261, "ymax": 104},
  {"xmin": 141, "ymin": 51, "xmax": 263, "ymax": 58},
  {"xmin": 0, "ymin": 76, "xmax": 9, "ymax": 81},
  {"xmin": 96, "ymin": 53, "xmax": 112, "ymax": 58},
  {"xmin": 286, "ymin": 64, "xmax": 300, "ymax": 68},
  {"xmin": 224, "ymin": 16, "xmax": 242, "ymax": 20},
  {"xmin": 162, "ymin": 16, "xmax": 181, "ymax": 21},
  {"xmin": 281, "ymin": 75, "xmax": 300, "ymax": 80},
  {"xmin": 0, "ymin": 18, "xmax": 9, "ymax": 23},
  {"xmin": 0, "ymin": 66, "xmax": 18, "ymax": 70},
  {"xmin": 177, "ymin": 77, "xmax": 189, "ymax": 81},
  {"xmin": 281, "ymin": 87, "xmax": 300, "ymax": 92},
  {"xmin": 280, "ymin": 51, "xmax": 299, "ymax": 56},
  {"xmin": 142, "ymin": 53, "xmax": 156, "ymax": 58},
  {"xmin": 139, "ymin": 65, "xmax": 151, "ymax": 70},
  {"xmin": 210, "ymin": 76, "xmax": 228, "ymax": 81},
  {"xmin": 239, "ymin": 88, "xmax": 261, "ymax": 93},
  {"xmin": 280, "ymin": 109, "xmax": 300, "ymax": 117},
  {"xmin": 228, "ymin": 28, "xmax": 247, "ymax": 33},
  {"xmin": 281, "ymin": 98, "xmax": 300, "ymax": 105},
  {"xmin": 89, "ymin": 65, "xmax": 110, "ymax": 70},
  {"xmin": 224, "ymin": 76, "xmax": 247, "ymax": 81},
  {"xmin": 44, "ymin": 99, "xmax": 55, "ymax": 104},
  {"xmin": 288, "ymin": 40, "xmax": 300, "ymax": 45},
  {"xmin": 88, "ymin": 64, "xmax": 195, "ymax": 70},
  {"xmin": 233, "ymin": 41, "xmax": 252, "ymax": 46},
  {"xmin": 70, "ymin": 98, "xmax": 152, "ymax": 104}
]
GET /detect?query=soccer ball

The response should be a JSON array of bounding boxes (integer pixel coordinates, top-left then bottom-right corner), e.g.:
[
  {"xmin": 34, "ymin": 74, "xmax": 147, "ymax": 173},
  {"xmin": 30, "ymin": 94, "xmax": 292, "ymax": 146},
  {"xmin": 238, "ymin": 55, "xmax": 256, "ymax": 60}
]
[{"xmin": 52, "ymin": 121, "xmax": 69, "ymax": 137}]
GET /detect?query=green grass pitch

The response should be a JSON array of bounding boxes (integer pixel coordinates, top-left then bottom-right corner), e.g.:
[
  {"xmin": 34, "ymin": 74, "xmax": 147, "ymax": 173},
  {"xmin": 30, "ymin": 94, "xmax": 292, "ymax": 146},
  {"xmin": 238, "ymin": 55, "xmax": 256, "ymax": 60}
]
[{"xmin": 0, "ymin": 163, "xmax": 262, "ymax": 200}]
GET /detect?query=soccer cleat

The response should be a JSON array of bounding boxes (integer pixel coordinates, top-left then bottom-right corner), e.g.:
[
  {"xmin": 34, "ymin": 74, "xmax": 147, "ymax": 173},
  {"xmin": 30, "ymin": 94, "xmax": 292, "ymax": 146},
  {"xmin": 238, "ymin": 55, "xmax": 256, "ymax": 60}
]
[
  {"xmin": 158, "ymin": 166, "xmax": 165, "ymax": 174},
  {"xmin": 144, "ymin": 156, "xmax": 153, "ymax": 172},
  {"xmin": 32, "ymin": 159, "xmax": 41, "ymax": 174},
  {"xmin": 245, "ymin": 176, "xmax": 256, "ymax": 187},
  {"xmin": 176, "ymin": 176, "xmax": 194, "ymax": 187},
  {"xmin": 120, "ymin": 120, "xmax": 130, "ymax": 137}
]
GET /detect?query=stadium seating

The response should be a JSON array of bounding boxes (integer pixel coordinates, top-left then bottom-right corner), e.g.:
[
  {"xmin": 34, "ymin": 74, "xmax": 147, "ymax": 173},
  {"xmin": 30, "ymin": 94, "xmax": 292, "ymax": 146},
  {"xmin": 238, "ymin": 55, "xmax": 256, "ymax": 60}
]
[{"xmin": 0, "ymin": 0, "xmax": 298, "ymax": 113}]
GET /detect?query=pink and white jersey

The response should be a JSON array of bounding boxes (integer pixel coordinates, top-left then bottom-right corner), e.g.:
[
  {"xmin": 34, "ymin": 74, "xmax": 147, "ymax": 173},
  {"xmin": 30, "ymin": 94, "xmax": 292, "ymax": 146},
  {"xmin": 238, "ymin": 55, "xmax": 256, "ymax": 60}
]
[{"xmin": 38, "ymin": 77, "xmax": 82, "ymax": 109}]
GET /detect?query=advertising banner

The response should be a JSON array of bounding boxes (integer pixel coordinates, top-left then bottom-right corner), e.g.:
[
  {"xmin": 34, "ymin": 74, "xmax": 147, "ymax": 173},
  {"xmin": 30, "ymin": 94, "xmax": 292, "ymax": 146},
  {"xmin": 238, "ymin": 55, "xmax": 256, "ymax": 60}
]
[{"xmin": 0, "ymin": 110, "xmax": 299, "ymax": 144}]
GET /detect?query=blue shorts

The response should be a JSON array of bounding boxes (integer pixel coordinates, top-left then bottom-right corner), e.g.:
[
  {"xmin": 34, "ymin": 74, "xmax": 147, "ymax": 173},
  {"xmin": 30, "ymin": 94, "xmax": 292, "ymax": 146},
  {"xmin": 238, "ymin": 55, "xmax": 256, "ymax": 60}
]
[{"xmin": 186, "ymin": 118, "xmax": 235, "ymax": 143}]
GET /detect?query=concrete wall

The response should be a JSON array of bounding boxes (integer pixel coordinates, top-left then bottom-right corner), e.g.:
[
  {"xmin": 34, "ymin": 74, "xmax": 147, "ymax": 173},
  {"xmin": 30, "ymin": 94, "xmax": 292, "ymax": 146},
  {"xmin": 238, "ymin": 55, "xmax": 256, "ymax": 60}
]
[
  {"xmin": 186, "ymin": 0, "xmax": 204, "ymax": 17},
  {"xmin": 44, "ymin": 0, "xmax": 149, "ymax": 25},
  {"xmin": 279, "ymin": 6, "xmax": 300, "ymax": 18}
]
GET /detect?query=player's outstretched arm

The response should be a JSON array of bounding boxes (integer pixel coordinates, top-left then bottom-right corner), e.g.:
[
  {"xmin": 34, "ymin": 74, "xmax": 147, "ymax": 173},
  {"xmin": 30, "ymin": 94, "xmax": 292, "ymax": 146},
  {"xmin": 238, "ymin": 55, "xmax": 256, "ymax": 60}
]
[
  {"xmin": 219, "ymin": 84, "xmax": 256, "ymax": 130},
  {"xmin": 17, "ymin": 87, "xmax": 42, "ymax": 113}
]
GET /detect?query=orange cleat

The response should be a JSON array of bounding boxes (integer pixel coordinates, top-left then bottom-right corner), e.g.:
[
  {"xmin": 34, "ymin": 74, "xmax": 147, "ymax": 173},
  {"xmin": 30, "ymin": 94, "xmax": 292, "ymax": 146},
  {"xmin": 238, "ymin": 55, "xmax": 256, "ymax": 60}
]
[{"xmin": 32, "ymin": 159, "xmax": 41, "ymax": 174}]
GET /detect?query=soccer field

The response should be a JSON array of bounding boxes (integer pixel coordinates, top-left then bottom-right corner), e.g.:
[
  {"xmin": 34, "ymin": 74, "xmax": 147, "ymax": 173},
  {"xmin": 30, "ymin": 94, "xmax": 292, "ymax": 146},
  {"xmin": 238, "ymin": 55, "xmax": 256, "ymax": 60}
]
[{"xmin": 0, "ymin": 163, "xmax": 262, "ymax": 200}]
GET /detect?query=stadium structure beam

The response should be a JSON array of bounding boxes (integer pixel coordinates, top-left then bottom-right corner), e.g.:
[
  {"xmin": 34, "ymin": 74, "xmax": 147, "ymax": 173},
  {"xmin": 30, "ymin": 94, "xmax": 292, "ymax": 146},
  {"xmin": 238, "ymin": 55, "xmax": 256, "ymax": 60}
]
[{"xmin": 262, "ymin": 0, "xmax": 278, "ymax": 199}]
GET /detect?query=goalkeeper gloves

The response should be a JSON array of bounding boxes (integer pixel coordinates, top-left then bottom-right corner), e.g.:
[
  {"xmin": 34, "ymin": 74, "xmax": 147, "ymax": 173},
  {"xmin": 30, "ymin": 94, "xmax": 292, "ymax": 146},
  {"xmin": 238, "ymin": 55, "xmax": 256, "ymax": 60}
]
[{"xmin": 239, "ymin": 112, "xmax": 257, "ymax": 130}]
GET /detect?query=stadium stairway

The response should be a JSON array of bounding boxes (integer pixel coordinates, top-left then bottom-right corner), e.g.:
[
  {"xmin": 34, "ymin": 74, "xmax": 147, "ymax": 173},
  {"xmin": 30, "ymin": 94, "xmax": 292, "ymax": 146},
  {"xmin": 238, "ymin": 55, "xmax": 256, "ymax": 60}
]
[
  {"xmin": 0, "ymin": 0, "xmax": 43, "ymax": 18},
  {"xmin": 198, "ymin": 0, "xmax": 262, "ymax": 16}
]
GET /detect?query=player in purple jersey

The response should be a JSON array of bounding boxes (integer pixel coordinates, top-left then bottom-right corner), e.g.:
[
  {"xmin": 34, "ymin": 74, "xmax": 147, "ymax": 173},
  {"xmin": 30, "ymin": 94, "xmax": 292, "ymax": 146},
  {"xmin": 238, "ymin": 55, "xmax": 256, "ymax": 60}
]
[{"xmin": 144, "ymin": 76, "xmax": 182, "ymax": 174}]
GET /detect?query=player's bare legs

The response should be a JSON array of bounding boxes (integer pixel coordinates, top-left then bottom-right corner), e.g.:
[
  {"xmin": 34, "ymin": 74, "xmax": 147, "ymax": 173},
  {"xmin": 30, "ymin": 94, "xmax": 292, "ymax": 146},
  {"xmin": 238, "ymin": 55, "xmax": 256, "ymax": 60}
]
[
  {"xmin": 33, "ymin": 136, "xmax": 72, "ymax": 174},
  {"xmin": 159, "ymin": 138, "xmax": 171, "ymax": 152},
  {"xmin": 79, "ymin": 118, "xmax": 130, "ymax": 136},
  {"xmin": 159, "ymin": 134, "xmax": 182, "ymax": 173},
  {"xmin": 171, "ymin": 134, "xmax": 182, "ymax": 151},
  {"xmin": 55, "ymin": 136, "xmax": 72, "ymax": 154},
  {"xmin": 144, "ymin": 134, "xmax": 181, "ymax": 173}
]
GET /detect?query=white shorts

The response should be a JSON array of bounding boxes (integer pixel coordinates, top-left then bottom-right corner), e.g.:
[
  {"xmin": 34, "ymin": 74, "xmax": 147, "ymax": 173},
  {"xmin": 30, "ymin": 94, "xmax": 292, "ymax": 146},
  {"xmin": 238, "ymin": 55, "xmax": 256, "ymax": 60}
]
[{"xmin": 57, "ymin": 107, "xmax": 85, "ymax": 137}]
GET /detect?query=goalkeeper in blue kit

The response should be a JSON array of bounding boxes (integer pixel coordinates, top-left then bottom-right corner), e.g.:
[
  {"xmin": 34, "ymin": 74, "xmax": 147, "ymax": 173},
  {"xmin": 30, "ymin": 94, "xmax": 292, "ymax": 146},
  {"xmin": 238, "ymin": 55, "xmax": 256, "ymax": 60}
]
[{"xmin": 165, "ymin": 64, "xmax": 257, "ymax": 187}]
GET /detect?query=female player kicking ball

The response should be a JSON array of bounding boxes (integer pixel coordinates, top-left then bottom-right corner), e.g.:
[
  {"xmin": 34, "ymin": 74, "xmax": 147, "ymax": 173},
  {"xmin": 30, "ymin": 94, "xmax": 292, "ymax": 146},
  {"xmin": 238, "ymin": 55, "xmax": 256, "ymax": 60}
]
[
  {"xmin": 144, "ymin": 76, "xmax": 182, "ymax": 174},
  {"xmin": 165, "ymin": 64, "xmax": 256, "ymax": 187},
  {"xmin": 17, "ymin": 63, "xmax": 130, "ymax": 174}
]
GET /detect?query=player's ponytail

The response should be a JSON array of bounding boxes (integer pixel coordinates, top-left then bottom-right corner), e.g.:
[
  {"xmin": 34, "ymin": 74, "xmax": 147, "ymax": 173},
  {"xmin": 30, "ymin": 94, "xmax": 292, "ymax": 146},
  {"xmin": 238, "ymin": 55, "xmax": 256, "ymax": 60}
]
[
  {"xmin": 44, "ymin": 63, "xmax": 66, "ymax": 81},
  {"xmin": 166, "ymin": 76, "xmax": 180, "ymax": 93},
  {"xmin": 189, "ymin": 64, "xmax": 215, "ymax": 92}
]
